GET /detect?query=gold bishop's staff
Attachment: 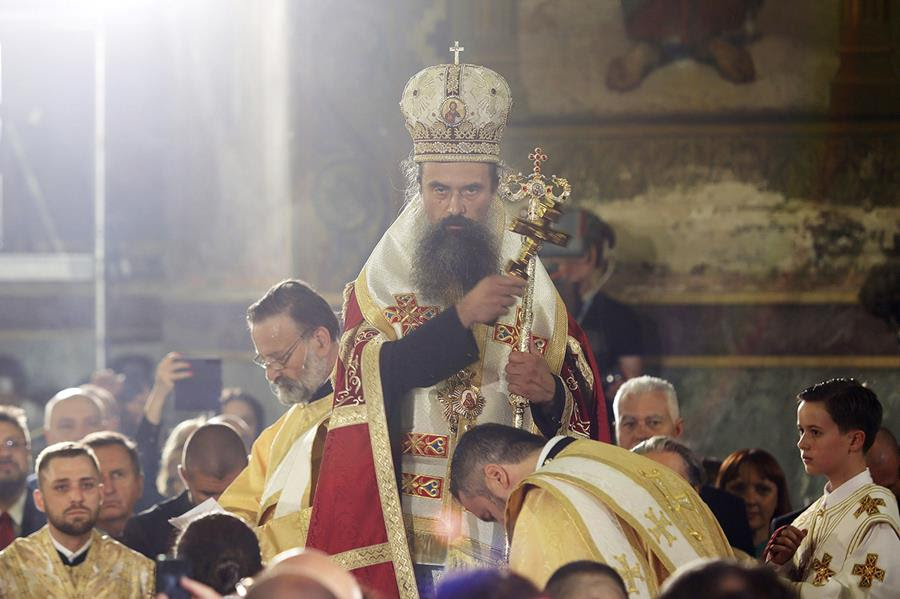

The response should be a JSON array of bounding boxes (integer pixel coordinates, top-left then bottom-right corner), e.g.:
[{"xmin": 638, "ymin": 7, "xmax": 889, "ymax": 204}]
[{"xmin": 503, "ymin": 148, "xmax": 572, "ymax": 428}]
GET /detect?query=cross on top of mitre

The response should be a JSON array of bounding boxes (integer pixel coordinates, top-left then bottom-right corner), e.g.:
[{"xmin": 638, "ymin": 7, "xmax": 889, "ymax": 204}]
[{"xmin": 449, "ymin": 41, "xmax": 464, "ymax": 65}]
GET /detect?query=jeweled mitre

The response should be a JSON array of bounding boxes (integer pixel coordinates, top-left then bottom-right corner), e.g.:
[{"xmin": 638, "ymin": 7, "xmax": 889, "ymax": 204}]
[{"xmin": 400, "ymin": 63, "xmax": 512, "ymax": 163}]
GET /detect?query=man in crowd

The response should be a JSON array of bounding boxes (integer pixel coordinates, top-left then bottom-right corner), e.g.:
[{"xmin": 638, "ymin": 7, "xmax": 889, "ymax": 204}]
[
  {"xmin": 544, "ymin": 561, "xmax": 629, "ymax": 599},
  {"xmin": 124, "ymin": 422, "xmax": 247, "ymax": 558},
  {"xmin": 219, "ymin": 279, "xmax": 339, "ymax": 561},
  {"xmin": 614, "ymin": 375, "xmax": 754, "ymax": 554},
  {"xmin": 0, "ymin": 405, "xmax": 44, "ymax": 548},
  {"xmin": 544, "ymin": 209, "xmax": 644, "ymax": 406},
  {"xmin": 83, "ymin": 431, "xmax": 144, "ymax": 538},
  {"xmin": 43, "ymin": 387, "xmax": 106, "ymax": 445},
  {"xmin": 0, "ymin": 442, "xmax": 153, "ymax": 597},
  {"xmin": 304, "ymin": 50, "xmax": 608, "ymax": 597},
  {"xmin": 632, "ymin": 435, "xmax": 705, "ymax": 491},
  {"xmin": 450, "ymin": 423, "xmax": 732, "ymax": 597}
]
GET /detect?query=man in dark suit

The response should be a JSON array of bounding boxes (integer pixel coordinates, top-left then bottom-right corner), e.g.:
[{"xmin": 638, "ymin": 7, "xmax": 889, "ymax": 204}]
[
  {"xmin": 0, "ymin": 406, "xmax": 46, "ymax": 549},
  {"xmin": 121, "ymin": 422, "xmax": 247, "ymax": 558}
]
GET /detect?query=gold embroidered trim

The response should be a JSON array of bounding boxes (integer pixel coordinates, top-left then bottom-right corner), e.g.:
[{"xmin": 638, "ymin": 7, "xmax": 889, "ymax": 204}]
[
  {"xmin": 446, "ymin": 64, "xmax": 461, "ymax": 96},
  {"xmin": 613, "ymin": 553, "xmax": 647, "ymax": 596},
  {"xmin": 329, "ymin": 404, "xmax": 367, "ymax": 430},
  {"xmin": 567, "ymin": 335, "xmax": 595, "ymax": 391},
  {"xmin": 560, "ymin": 380, "xmax": 578, "ymax": 437},
  {"xmin": 361, "ymin": 338, "xmax": 419, "ymax": 599},
  {"xmin": 545, "ymin": 293, "xmax": 568, "ymax": 375},
  {"xmin": 354, "ymin": 266, "xmax": 398, "ymax": 341},
  {"xmin": 331, "ymin": 542, "xmax": 393, "ymax": 572}
]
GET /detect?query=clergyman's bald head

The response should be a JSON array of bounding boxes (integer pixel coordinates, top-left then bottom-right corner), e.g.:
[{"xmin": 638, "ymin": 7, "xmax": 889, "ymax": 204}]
[{"xmin": 182, "ymin": 423, "xmax": 248, "ymax": 478}]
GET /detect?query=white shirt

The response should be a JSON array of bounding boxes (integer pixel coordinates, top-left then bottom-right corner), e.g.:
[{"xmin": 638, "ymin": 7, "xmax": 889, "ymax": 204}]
[
  {"xmin": 48, "ymin": 529, "xmax": 92, "ymax": 564},
  {"xmin": 822, "ymin": 468, "xmax": 872, "ymax": 509}
]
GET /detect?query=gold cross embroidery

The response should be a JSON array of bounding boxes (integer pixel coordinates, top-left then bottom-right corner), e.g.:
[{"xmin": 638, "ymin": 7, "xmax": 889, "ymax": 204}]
[
  {"xmin": 491, "ymin": 306, "xmax": 548, "ymax": 354},
  {"xmin": 645, "ymin": 507, "xmax": 677, "ymax": 547},
  {"xmin": 383, "ymin": 293, "xmax": 439, "ymax": 335},
  {"xmin": 852, "ymin": 553, "xmax": 885, "ymax": 588},
  {"xmin": 613, "ymin": 554, "xmax": 645, "ymax": 595},
  {"xmin": 854, "ymin": 495, "xmax": 886, "ymax": 518},
  {"xmin": 811, "ymin": 553, "xmax": 836, "ymax": 586}
]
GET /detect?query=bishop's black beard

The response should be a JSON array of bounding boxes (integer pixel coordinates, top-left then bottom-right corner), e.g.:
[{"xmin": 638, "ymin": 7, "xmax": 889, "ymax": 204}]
[{"xmin": 411, "ymin": 215, "xmax": 500, "ymax": 306}]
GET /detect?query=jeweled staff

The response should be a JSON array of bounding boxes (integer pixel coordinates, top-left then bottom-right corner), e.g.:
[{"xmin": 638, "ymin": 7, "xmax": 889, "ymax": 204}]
[{"xmin": 502, "ymin": 147, "xmax": 571, "ymax": 428}]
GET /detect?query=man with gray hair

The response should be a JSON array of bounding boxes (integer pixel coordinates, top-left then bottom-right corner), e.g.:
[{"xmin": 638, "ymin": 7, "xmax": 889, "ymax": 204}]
[
  {"xmin": 632, "ymin": 435, "xmax": 704, "ymax": 490},
  {"xmin": 615, "ymin": 376, "xmax": 755, "ymax": 554},
  {"xmin": 43, "ymin": 387, "xmax": 106, "ymax": 445},
  {"xmin": 218, "ymin": 279, "xmax": 339, "ymax": 562},
  {"xmin": 612, "ymin": 375, "xmax": 682, "ymax": 450}
]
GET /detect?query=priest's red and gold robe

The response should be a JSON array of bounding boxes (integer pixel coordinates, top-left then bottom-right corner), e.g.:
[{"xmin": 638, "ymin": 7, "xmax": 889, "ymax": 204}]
[{"xmin": 303, "ymin": 196, "xmax": 610, "ymax": 599}]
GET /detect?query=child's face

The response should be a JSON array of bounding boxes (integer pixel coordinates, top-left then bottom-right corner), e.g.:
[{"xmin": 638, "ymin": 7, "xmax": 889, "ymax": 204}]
[{"xmin": 797, "ymin": 400, "xmax": 855, "ymax": 479}]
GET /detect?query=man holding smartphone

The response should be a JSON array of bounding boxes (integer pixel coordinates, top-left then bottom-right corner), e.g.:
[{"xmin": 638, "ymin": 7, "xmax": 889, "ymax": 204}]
[{"xmin": 218, "ymin": 279, "xmax": 339, "ymax": 561}]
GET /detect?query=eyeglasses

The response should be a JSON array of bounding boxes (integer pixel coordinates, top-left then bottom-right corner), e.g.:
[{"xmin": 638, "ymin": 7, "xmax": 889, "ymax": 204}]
[
  {"xmin": 1, "ymin": 438, "xmax": 28, "ymax": 451},
  {"xmin": 252, "ymin": 328, "xmax": 312, "ymax": 370}
]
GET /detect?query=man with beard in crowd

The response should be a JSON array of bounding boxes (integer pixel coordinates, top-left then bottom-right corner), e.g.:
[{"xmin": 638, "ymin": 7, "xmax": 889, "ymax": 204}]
[
  {"xmin": 0, "ymin": 442, "xmax": 153, "ymax": 597},
  {"xmin": 218, "ymin": 279, "xmax": 339, "ymax": 561},
  {"xmin": 0, "ymin": 406, "xmax": 44, "ymax": 548},
  {"xmin": 302, "ymin": 50, "xmax": 608, "ymax": 598}
]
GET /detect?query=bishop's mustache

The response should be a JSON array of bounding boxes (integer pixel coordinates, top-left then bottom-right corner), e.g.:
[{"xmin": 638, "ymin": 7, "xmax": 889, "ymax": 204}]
[{"xmin": 439, "ymin": 214, "xmax": 475, "ymax": 230}]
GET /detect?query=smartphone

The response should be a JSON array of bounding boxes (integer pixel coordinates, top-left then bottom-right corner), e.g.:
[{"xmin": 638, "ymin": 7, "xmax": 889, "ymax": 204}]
[
  {"xmin": 155, "ymin": 555, "xmax": 192, "ymax": 599},
  {"xmin": 173, "ymin": 357, "xmax": 222, "ymax": 412}
]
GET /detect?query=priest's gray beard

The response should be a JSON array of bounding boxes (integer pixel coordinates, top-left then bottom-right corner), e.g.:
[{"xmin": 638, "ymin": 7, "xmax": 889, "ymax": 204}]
[
  {"xmin": 270, "ymin": 348, "xmax": 332, "ymax": 406},
  {"xmin": 411, "ymin": 213, "xmax": 500, "ymax": 306}
]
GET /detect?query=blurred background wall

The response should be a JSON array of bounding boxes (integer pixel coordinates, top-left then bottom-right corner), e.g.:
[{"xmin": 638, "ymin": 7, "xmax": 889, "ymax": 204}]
[{"xmin": 0, "ymin": 0, "xmax": 897, "ymax": 504}]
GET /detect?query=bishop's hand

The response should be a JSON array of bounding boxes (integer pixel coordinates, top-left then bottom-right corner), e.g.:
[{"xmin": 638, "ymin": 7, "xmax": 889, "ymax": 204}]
[
  {"xmin": 506, "ymin": 337, "xmax": 555, "ymax": 405},
  {"xmin": 455, "ymin": 275, "xmax": 525, "ymax": 329}
]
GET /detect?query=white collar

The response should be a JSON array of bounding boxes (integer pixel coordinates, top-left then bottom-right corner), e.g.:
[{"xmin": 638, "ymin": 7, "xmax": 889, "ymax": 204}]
[
  {"xmin": 537, "ymin": 435, "xmax": 569, "ymax": 468},
  {"xmin": 48, "ymin": 528, "xmax": 93, "ymax": 562},
  {"xmin": 823, "ymin": 468, "xmax": 872, "ymax": 509},
  {"xmin": 4, "ymin": 486, "xmax": 27, "ymax": 529}
]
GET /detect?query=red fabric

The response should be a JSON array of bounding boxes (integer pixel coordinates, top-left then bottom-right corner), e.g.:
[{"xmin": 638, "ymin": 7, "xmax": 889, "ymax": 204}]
[
  {"xmin": 306, "ymin": 288, "xmax": 611, "ymax": 599},
  {"xmin": 567, "ymin": 313, "xmax": 611, "ymax": 443},
  {"xmin": 306, "ymin": 289, "xmax": 404, "ymax": 599},
  {"xmin": 0, "ymin": 511, "xmax": 14, "ymax": 550}
]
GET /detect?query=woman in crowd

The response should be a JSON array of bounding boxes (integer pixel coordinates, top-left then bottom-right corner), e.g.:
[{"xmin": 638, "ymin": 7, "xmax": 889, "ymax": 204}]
[
  {"xmin": 716, "ymin": 448, "xmax": 792, "ymax": 558},
  {"xmin": 174, "ymin": 513, "xmax": 263, "ymax": 596}
]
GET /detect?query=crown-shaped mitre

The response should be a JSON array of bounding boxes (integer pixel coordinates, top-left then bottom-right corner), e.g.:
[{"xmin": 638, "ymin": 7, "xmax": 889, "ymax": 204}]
[{"xmin": 400, "ymin": 63, "xmax": 512, "ymax": 163}]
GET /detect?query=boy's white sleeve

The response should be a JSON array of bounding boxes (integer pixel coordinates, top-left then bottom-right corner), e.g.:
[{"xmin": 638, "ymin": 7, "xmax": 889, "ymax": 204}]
[{"xmin": 794, "ymin": 522, "xmax": 899, "ymax": 598}]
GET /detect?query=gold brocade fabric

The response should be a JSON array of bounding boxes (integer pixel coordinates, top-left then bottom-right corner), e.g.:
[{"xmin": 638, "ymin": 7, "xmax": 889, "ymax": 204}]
[
  {"xmin": 506, "ymin": 440, "xmax": 733, "ymax": 598},
  {"xmin": 0, "ymin": 526, "xmax": 154, "ymax": 598},
  {"xmin": 219, "ymin": 394, "xmax": 332, "ymax": 562}
]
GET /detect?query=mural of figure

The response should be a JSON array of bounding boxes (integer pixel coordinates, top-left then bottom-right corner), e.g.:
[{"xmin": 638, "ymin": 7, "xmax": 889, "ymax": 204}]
[{"xmin": 607, "ymin": 0, "xmax": 765, "ymax": 92}]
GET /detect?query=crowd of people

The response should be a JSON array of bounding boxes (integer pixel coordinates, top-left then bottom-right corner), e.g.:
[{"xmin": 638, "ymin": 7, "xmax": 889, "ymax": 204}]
[{"xmin": 1, "ymin": 51, "xmax": 898, "ymax": 599}]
